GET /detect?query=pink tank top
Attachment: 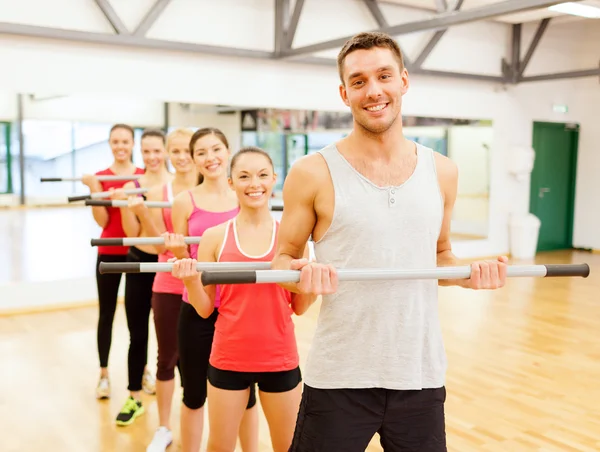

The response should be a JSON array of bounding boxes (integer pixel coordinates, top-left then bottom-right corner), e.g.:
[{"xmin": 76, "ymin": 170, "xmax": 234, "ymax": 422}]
[
  {"xmin": 152, "ymin": 183, "xmax": 183, "ymax": 294},
  {"xmin": 182, "ymin": 190, "xmax": 239, "ymax": 307}
]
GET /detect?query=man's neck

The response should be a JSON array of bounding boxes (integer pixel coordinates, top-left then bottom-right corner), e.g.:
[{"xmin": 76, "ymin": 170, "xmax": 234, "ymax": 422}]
[{"xmin": 345, "ymin": 120, "xmax": 410, "ymax": 161}]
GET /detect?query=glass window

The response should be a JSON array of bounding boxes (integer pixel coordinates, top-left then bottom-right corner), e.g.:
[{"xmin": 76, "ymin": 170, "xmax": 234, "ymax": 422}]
[{"xmin": 19, "ymin": 119, "xmax": 74, "ymax": 200}]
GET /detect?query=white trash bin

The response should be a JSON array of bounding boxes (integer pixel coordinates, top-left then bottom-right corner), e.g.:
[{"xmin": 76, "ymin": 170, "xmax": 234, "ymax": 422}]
[{"xmin": 509, "ymin": 214, "xmax": 541, "ymax": 260}]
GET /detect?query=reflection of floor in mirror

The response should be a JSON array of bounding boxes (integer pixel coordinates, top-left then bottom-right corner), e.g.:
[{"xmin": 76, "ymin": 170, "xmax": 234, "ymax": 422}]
[
  {"xmin": 0, "ymin": 205, "xmax": 283, "ymax": 285},
  {"xmin": 1, "ymin": 249, "xmax": 598, "ymax": 451},
  {"xmin": 0, "ymin": 205, "xmax": 481, "ymax": 285}
]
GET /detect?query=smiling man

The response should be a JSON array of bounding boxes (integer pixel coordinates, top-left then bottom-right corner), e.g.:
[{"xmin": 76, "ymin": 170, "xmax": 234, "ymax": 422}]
[{"xmin": 272, "ymin": 32, "xmax": 507, "ymax": 451}]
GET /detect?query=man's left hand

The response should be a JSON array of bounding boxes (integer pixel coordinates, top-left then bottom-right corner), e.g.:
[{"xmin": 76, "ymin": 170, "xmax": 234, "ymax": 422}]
[{"xmin": 465, "ymin": 256, "xmax": 509, "ymax": 290}]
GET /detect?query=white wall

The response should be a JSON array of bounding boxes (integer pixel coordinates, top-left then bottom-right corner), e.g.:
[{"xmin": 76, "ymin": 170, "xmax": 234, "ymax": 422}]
[
  {"xmin": 22, "ymin": 93, "xmax": 165, "ymax": 125},
  {"xmin": 0, "ymin": 91, "xmax": 17, "ymax": 120},
  {"xmin": 0, "ymin": 0, "xmax": 598, "ymax": 256},
  {"xmin": 168, "ymin": 103, "xmax": 242, "ymax": 151}
]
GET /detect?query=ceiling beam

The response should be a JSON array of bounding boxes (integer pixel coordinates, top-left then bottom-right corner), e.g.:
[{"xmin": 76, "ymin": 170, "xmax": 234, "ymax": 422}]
[
  {"xmin": 285, "ymin": 0, "xmax": 305, "ymax": 48},
  {"xmin": 274, "ymin": 0, "xmax": 290, "ymax": 56},
  {"xmin": 94, "ymin": 0, "xmax": 129, "ymax": 35},
  {"xmin": 134, "ymin": 0, "xmax": 172, "ymax": 37},
  {"xmin": 0, "ymin": 21, "xmax": 273, "ymax": 59},
  {"xmin": 509, "ymin": 23, "xmax": 522, "ymax": 83},
  {"xmin": 1, "ymin": 19, "xmax": 596, "ymax": 86},
  {"xmin": 520, "ymin": 64, "xmax": 600, "ymax": 83},
  {"xmin": 519, "ymin": 18, "xmax": 551, "ymax": 77},
  {"xmin": 364, "ymin": 0, "xmax": 389, "ymax": 28},
  {"xmin": 412, "ymin": 0, "xmax": 464, "ymax": 69},
  {"xmin": 363, "ymin": 0, "xmax": 411, "ymax": 66},
  {"xmin": 278, "ymin": 0, "xmax": 578, "ymax": 58},
  {"xmin": 292, "ymin": 55, "xmax": 506, "ymax": 83}
]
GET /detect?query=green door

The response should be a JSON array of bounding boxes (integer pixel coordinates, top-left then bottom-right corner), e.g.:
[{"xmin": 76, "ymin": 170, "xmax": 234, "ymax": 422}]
[{"xmin": 529, "ymin": 121, "xmax": 579, "ymax": 252}]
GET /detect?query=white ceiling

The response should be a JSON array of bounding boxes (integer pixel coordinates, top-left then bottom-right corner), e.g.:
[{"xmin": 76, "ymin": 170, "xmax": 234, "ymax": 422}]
[{"xmin": 378, "ymin": 0, "xmax": 600, "ymax": 23}]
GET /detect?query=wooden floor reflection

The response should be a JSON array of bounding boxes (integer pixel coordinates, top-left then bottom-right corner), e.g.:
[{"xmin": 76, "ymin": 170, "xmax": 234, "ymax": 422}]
[
  {"xmin": 0, "ymin": 250, "xmax": 598, "ymax": 451},
  {"xmin": 1, "ymin": 206, "xmax": 102, "ymax": 284}
]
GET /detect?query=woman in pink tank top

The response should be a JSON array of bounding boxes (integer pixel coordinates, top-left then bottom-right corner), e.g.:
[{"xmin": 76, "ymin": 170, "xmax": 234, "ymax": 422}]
[
  {"xmin": 170, "ymin": 147, "xmax": 316, "ymax": 452},
  {"xmin": 162, "ymin": 128, "xmax": 259, "ymax": 452},
  {"xmin": 129, "ymin": 128, "xmax": 201, "ymax": 450}
]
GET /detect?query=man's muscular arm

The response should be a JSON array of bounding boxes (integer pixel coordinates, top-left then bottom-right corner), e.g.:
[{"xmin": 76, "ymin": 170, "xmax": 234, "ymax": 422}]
[
  {"xmin": 271, "ymin": 155, "xmax": 320, "ymax": 293},
  {"xmin": 434, "ymin": 154, "xmax": 463, "ymax": 286}
]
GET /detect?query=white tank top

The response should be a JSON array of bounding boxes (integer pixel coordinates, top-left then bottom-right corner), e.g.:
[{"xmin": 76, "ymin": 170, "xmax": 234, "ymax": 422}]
[{"xmin": 305, "ymin": 142, "xmax": 447, "ymax": 390}]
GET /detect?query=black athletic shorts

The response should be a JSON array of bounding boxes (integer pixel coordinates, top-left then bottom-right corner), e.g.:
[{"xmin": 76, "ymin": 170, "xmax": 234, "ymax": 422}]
[
  {"xmin": 208, "ymin": 363, "xmax": 302, "ymax": 393},
  {"xmin": 289, "ymin": 384, "xmax": 447, "ymax": 452}
]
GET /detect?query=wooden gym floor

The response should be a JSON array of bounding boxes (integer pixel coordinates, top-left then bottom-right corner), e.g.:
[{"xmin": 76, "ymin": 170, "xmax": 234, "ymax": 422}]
[{"xmin": 0, "ymin": 249, "xmax": 599, "ymax": 451}]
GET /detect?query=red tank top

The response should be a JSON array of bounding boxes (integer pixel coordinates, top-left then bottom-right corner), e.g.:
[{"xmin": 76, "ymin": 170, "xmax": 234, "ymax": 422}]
[
  {"xmin": 209, "ymin": 218, "xmax": 299, "ymax": 373},
  {"xmin": 96, "ymin": 167, "xmax": 145, "ymax": 255},
  {"xmin": 152, "ymin": 183, "xmax": 184, "ymax": 295}
]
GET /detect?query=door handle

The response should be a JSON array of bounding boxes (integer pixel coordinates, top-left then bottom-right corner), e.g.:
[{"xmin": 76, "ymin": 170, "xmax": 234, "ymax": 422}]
[{"xmin": 539, "ymin": 187, "xmax": 550, "ymax": 198}]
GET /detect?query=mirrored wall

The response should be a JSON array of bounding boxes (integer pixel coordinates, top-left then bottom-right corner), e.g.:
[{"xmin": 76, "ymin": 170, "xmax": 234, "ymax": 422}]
[
  {"xmin": 239, "ymin": 108, "xmax": 492, "ymax": 240},
  {"xmin": 0, "ymin": 93, "xmax": 492, "ymax": 240}
]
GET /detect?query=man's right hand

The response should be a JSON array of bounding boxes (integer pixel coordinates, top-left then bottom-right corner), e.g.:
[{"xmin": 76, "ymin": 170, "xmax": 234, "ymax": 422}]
[{"xmin": 290, "ymin": 258, "xmax": 338, "ymax": 296}]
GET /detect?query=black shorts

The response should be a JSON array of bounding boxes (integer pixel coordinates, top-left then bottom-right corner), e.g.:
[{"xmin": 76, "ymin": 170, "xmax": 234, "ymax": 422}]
[
  {"xmin": 178, "ymin": 303, "xmax": 256, "ymax": 410},
  {"xmin": 208, "ymin": 364, "xmax": 302, "ymax": 393},
  {"xmin": 289, "ymin": 384, "xmax": 447, "ymax": 452}
]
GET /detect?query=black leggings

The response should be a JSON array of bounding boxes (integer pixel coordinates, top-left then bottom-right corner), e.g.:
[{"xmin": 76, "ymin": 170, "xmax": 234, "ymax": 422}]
[
  {"xmin": 96, "ymin": 254, "xmax": 125, "ymax": 368},
  {"xmin": 125, "ymin": 246, "xmax": 158, "ymax": 391},
  {"xmin": 178, "ymin": 302, "xmax": 256, "ymax": 410}
]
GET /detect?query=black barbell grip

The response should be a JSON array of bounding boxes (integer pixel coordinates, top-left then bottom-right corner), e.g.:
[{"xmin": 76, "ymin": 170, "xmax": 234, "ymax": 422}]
[
  {"xmin": 99, "ymin": 262, "xmax": 140, "ymax": 274},
  {"xmin": 68, "ymin": 195, "xmax": 91, "ymax": 202},
  {"xmin": 91, "ymin": 238, "xmax": 123, "ymax": 246},
  {"xmin": 201, "ymin": 271, "xmax": 257, "ymax": 285},
  {"xmin": 86, "ymin": 200, "xmax": 112, "ymax": 206},
  {"xmin": 544, "ymin": 263, "xmax": 590, "ymax": 278},
  {"xmin": 40, "ymin": 177, "xmax": 62, "ymax": 182}
]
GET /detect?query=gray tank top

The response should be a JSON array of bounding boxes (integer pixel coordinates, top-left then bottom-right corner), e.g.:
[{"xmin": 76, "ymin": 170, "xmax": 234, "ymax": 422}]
[{"xmin": 305, "ymin": 142, "xmax": 447, "ymax": 390}]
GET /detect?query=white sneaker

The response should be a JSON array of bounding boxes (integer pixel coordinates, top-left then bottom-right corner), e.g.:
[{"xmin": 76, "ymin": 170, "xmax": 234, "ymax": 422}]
[
  {"xmin": 96, "ymin": 376, "xmax": 110, "ymax": 399},
  {"xmin": 142, "ymin": 369, "xmax": 156, "ymax": 395},
  {"xmin": 147, "ymin": 426, "xmax": 173, "ymax": 452}
]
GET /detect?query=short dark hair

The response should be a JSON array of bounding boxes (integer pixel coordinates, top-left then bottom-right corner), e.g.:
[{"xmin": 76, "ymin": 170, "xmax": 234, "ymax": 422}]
[
  {"xmin": 189, "ymin": 127, "xmax": 230, "ymax": 184},
  {"xmin": 109, "ymin": 123, "xmax": 134, "ymax": 140},
  {"xmin": 230, "ymin": 146, "xmax": 274, "ymax": 174},
  {"xmin": 337, "ymin": 31, "xmax": 405, "ymax": 84},
  {"xmin": 141, "ymin": 128, "xmax": 166, "ymax": 144}
]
